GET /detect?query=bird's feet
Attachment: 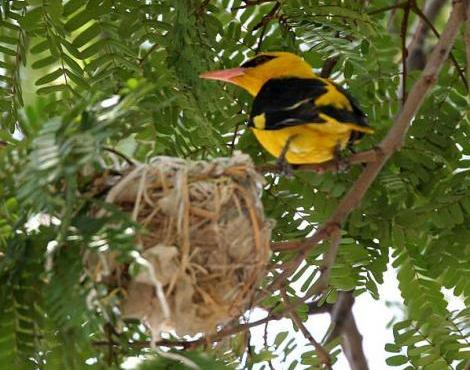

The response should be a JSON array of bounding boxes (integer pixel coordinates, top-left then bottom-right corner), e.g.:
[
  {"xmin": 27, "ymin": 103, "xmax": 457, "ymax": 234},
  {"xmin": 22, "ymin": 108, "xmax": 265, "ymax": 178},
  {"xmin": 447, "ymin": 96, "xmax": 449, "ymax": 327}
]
[
  {"xmin": 276, "ymin": 135, "xmax": 297, "ymax": 178},
  {"xmin": 276, "ymin": 157, "xmax": 295, "ymax": 178}
]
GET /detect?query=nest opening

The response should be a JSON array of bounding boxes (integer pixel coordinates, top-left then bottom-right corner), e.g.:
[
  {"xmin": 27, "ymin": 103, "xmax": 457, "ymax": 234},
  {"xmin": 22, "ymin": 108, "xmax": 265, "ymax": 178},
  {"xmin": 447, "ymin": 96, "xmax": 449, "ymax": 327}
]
[{"xmin": 89, "ymin": 153, "xmax": 272, "ymax": 337}]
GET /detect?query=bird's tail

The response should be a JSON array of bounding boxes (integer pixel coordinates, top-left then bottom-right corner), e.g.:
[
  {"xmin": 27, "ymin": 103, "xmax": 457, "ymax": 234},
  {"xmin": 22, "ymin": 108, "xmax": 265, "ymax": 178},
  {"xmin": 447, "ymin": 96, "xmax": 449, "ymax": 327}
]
[{"xmin": 346, "ymin": 124, "xmax": 374, "ymax": 134}]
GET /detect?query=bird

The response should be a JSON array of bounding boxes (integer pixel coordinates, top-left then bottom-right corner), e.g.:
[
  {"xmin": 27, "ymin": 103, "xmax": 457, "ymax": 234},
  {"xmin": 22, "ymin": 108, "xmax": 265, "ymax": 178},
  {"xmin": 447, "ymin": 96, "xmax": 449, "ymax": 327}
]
[{"xmin": 200, "ymin": 51, "xmax": 372, "ymax": 165}]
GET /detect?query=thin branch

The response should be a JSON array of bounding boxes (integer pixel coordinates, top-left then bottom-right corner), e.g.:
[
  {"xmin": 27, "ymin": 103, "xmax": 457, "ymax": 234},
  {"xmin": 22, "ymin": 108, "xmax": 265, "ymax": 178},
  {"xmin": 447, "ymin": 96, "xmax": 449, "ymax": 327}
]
[
  {"xmin": 263, "ymin": 311, "xmax": 276, "ymax": 370},
  {"xmin": 281, "ymin": 290, "xmax": 332, "ymax": 370},
  {"xmin": 320, "ymin": 55, "xmax": 340, "ymax": 78},
  {"xmin": 367, "ymin": 1, "xmax": 408, "ymax": 15},
  {"xmin": 138, "ymin": 43, "xmax": 159, "ymax": 66},
  {"xmin": 229, "ymin": 120, "xmax": 243, "ymax": 155},
  {"xmin": 400, "ymin": 1, "xmax": 411, "ymax": 104},
  {"xmin": 262, "ymin": 223, "xmax": 340, "ymax": 299},
  {"xmin": 256, "ymin": 23, "xmax": 269, "ymax": 53},
  {"xmin": 411, "ymin": 2, "xmax": 468, "ymax": 90},
  {"xmin": 232, "ymin": 0, "xmax": 277, "ymax": 10},
  {"xmin": 252, "ymin": 2, "xmax": 281, "ymax": 31}
]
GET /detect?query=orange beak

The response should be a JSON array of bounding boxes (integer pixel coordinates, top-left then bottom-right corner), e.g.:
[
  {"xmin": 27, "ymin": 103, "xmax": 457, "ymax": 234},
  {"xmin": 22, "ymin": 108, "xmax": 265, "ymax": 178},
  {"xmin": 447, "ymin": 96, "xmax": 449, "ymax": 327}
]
[{"xmin": 199, "ymin": 67, "xmax": 245, "ymax": 84}]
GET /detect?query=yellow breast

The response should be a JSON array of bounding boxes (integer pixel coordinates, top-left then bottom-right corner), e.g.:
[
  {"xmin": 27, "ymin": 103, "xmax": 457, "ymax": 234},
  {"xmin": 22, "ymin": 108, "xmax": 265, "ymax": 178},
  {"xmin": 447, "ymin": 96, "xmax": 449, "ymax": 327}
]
[{"xmin": 251, "ymin": 120, "xmax": 354, "ymax": 164}]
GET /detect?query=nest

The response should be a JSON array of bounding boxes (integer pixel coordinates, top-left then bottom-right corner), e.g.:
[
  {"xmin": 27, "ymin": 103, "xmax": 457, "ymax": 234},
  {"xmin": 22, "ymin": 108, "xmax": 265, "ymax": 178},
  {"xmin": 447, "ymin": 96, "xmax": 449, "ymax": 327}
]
[{"xmin": 89, "ymin": 153, "xmax": 272, "ymax": 337}]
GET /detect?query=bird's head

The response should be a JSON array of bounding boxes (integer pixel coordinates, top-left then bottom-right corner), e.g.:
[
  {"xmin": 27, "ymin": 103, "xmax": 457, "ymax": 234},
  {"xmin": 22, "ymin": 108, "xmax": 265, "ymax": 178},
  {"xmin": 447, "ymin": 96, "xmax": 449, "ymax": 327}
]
[{"xmin": 200, "ymin": 52, "xmax": 315, "ymax": 96}]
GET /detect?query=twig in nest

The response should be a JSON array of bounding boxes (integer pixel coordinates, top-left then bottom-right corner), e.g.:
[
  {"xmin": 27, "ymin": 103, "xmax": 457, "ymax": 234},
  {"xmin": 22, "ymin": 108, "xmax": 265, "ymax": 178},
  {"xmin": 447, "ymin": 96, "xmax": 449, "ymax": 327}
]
[{"xmin": 281, "ymin": 290, "xmax": 332, "ymax": 369}]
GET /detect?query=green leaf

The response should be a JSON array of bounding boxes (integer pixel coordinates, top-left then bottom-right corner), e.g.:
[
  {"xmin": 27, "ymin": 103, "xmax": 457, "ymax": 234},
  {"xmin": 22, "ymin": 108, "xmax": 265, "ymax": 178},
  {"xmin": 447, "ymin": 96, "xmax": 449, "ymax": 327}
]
[
  {"xmin": 32, "ymin": 55, "xmax": 59, "ymax": 69},
  {"xmin": 274, "ymin": 331, "xmax": 288, "ymax": 346},
  {"xmin": 64, "ymin": 10, "xmax": 91, "ymax": 32},
  {"xmin": 386, "ymin": 355, "xmax": 408, "ymax": 366},
  {"xmin": 35, "ymin": 68, "xmax": 64, "ymax": 86},
  {"xmin": 72, "ymin": 23, "xmax": 100, "ymax": 48},
  {"xmin": 36, "ymin": 84, "xmax": 68, "ymax": 95}
]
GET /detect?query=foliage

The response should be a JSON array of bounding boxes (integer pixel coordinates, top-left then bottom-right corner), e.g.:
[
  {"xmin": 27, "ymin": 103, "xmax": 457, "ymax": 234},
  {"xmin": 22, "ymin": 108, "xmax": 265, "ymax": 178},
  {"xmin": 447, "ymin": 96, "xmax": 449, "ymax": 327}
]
[
  {"xmin": 0, "ymin": 0, "xmax": 469, "ymax": 369},
  {"xmin": 135, "ymin": 351, "xmax": 235, "ymax": 370}
]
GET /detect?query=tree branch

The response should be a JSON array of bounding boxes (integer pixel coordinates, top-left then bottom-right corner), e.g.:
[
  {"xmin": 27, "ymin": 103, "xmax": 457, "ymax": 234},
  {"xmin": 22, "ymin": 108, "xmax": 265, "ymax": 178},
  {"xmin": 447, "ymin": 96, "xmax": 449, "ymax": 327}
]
[
  {"xmin": 411, "ymin": 2, "xmax": 468, "ymax": 90},
  {"xmin": 329, "ymin": 293, "xmax": 370, "ymax": 370},
  {"xmin": 341, "ymin": 312, "xmax": 369, "ymax": 370},
  {"xmin": 281, "ymin": 290, "xmax": 332, "ymax": 369},
  {"xmin": 406, "ymin": 0, "xmax": 446, "ymax": 71},
  {"xmin": 320, "ymin": 55, "xmax": 340, "ymax": 78},
  {"xmin": 252, "ymin": 1, "xmax": 281, "ymax": 31},
  {"xmin": 322, "ymin": 292, "xmax": 355, "ymax": 344},
  {"xmin": 308, "ymin": 293, "xmax": 370, "ymax": 370}
]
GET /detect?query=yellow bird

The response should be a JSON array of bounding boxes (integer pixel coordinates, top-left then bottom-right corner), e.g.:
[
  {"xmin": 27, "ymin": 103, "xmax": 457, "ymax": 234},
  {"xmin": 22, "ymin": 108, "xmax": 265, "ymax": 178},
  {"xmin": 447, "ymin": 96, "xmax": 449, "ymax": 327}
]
[{"xmin": 200, "ymin": 51, "xmax": 373, "ymax": 165}]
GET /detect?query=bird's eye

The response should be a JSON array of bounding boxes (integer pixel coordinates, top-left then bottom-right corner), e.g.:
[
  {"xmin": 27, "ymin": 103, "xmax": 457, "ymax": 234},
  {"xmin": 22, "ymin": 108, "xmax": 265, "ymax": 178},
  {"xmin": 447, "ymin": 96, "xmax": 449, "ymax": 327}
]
[{"xmin": 241, "ymin": 55, "xmax": 277, "ymax": 68}]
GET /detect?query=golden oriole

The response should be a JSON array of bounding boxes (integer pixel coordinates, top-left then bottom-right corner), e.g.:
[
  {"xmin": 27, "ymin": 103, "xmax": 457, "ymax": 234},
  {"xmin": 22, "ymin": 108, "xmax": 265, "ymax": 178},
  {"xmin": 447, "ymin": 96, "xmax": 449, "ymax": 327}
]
[{"xmin": 200, "ymin": 51, "xmax": 372, "ymax": 164}]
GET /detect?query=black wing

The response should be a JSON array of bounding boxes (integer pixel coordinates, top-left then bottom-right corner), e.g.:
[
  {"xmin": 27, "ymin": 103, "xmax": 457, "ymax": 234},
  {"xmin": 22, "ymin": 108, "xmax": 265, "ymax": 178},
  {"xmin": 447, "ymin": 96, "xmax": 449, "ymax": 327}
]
[
  {"xmin": 249, "ymin": 78, "xmax": 326, "ymax": 129},
  {"xmin": 249, "ymin": 77, "xmax": 369, "ymax": 132},
  {"xmin": 331, "ymin": 82, "xmax": 369, "ymax": 128}
]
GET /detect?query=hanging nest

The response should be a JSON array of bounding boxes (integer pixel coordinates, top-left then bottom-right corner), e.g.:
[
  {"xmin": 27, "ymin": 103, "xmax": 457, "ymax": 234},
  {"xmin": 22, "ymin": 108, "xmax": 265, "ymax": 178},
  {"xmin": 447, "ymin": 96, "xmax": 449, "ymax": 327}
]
[{"xmin": 88, "ymin": 153, "xmax": 272, "ymax": 337}]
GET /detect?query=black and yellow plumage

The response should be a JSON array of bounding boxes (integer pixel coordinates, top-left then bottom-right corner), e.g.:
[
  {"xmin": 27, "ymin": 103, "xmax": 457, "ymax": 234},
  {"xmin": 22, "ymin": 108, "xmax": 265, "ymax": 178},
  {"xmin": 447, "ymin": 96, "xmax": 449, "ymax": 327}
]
[{"xmin": 200, "ymin": 52, "xmax": 372, "ymax": 164}]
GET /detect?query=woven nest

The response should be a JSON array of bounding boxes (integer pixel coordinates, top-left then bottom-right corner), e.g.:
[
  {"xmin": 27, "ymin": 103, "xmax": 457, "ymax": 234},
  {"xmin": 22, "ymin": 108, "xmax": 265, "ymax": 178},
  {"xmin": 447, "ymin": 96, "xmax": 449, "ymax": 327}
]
[{"xmin": 88, "ymin": 153, "xmax": 272, "ymax": 337}]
